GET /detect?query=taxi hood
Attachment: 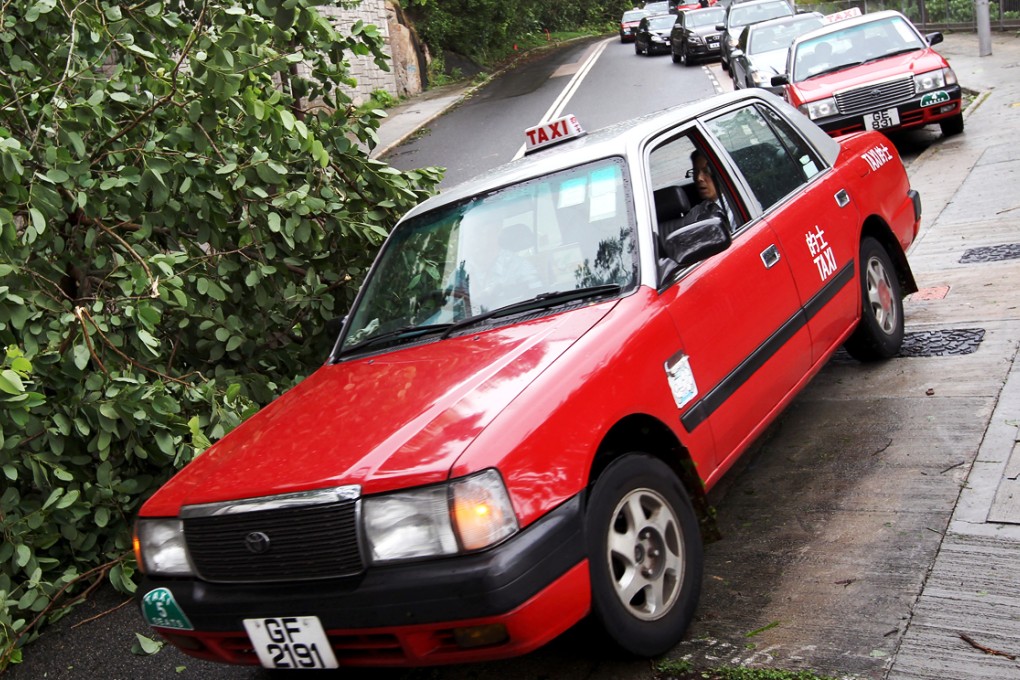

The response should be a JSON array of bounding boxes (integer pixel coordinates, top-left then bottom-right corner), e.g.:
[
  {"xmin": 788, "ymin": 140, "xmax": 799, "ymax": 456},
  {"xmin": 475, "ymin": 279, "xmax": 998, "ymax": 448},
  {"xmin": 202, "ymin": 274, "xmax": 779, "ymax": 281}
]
[
  {"xmin": 792, "ymin": 48, "xmax": 947, "ymax": 100},
  {"xmin": 141, "ymin": 304, "xmax": 614, "ymax": 516}
]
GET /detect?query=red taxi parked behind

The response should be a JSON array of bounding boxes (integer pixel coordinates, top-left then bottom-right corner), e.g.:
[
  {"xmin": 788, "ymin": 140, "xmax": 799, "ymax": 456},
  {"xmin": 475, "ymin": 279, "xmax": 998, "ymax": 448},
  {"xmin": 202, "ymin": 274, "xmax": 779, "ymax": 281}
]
[
  {"xmin": 772, "ymin": 10, "xmax": 964, "ymax": 137},
  {"xmin": 135, "ymin": 90, "xmax": 921, "ymax": 671}
]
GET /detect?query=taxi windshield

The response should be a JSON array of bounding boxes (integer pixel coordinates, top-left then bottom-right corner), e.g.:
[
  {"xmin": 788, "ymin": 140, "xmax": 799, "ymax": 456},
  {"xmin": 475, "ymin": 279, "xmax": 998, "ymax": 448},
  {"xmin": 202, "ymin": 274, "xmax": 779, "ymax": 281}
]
[
  {"xmin": 340, "ymin": 158, "xmax": 638, "ymax": 352},
  {"xmin": 792, "ymin": 15, "xmax": 926, "ymax": 82}
]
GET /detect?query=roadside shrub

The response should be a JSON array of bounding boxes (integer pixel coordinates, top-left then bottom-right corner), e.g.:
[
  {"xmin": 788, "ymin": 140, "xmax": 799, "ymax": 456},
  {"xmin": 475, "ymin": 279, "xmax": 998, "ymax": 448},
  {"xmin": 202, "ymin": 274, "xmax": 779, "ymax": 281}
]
[{"xmin": 0, "ymin": 0, "xmax": 441, "ymax": 668}]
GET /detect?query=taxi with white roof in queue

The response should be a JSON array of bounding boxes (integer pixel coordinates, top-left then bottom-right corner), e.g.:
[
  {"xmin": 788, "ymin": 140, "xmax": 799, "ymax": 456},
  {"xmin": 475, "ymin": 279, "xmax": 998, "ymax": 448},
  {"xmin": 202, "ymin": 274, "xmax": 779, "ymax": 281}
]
[
  {"xmin": 134, "ymin": 89, "xmax": 921, "ymax": 670},
  {"xmin": 771, "ymin": 9, "xmax": 964, "ymax": 137}
]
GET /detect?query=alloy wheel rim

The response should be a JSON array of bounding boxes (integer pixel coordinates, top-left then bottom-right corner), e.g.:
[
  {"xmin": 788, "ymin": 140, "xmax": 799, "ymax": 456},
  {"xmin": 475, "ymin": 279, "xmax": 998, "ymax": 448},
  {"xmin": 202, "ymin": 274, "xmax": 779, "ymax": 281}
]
[{"xmin": 605, "ymin": 487, "xmax": 684, "ymax": 621}]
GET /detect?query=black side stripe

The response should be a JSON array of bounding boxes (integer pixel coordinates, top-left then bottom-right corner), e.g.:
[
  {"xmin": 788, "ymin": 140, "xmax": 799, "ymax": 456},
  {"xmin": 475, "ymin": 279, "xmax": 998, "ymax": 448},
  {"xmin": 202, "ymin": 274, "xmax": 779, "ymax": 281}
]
[{"xmin": 680, "ymin": 261, "xmax": 855, "ymax": 433}]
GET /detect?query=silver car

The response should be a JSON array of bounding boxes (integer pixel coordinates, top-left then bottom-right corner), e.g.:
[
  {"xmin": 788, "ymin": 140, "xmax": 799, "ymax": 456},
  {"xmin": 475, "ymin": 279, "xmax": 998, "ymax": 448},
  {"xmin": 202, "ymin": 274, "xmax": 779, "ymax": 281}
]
[{"xmin": 729, "ymin": 13, "xmax": 823, "ymax": 91}]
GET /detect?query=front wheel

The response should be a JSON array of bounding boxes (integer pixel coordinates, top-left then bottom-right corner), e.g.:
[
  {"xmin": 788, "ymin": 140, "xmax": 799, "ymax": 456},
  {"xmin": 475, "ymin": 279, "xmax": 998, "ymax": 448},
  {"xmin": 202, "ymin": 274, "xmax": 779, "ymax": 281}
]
[
  {"xmin": 844, "ymin": 237, "xmax": 904, "ymax": 361},
  {"xmin": 940, "ymin": 113, "xmax": 964, "ymax": 137},
  {"xmin": 586, "ymin": 454, "xmax": 703, "ymax": 657}
]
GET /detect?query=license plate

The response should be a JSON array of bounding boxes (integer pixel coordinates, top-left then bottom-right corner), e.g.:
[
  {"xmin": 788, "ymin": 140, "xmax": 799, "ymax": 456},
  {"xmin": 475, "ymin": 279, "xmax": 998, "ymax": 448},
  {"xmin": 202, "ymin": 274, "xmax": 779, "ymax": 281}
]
[
  {"xmin": 243, "ymin": 616, "xmax": 339, "ymax": 669},
  {"xmin": 864, "ymin": 108, "xmax": 900, "ymax": 130}
]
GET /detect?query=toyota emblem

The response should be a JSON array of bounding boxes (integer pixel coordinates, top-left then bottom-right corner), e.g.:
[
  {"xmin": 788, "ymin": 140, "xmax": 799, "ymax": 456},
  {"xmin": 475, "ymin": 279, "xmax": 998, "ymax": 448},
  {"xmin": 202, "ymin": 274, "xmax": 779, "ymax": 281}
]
[{"xmin": 244, "ymin": 531, "xmax": 271, "ymax": 554}]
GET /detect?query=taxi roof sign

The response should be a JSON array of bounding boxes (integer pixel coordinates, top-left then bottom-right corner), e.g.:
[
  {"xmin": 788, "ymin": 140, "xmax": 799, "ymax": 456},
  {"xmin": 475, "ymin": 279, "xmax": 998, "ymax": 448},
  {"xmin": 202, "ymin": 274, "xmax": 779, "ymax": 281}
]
[
  {"xmin": 524, "ymin": 114, "xmax": 585, "ymax": 155},
  {"xmin": 822, "ymin": 6, "xmax": 862, "ymax": 23}
]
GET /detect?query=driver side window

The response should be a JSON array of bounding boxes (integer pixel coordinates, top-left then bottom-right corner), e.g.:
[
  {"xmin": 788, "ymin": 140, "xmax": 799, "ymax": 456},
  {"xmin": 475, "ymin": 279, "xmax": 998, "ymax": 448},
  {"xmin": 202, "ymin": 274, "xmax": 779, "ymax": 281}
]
[{"xmin": 705, "ymin": 104, "xmax": 817, "ymax": 211}]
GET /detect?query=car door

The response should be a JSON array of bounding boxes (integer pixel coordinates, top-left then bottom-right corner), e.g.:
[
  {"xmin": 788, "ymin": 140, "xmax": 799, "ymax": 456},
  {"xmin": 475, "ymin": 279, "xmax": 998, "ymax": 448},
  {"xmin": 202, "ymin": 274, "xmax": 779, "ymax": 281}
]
[
  {"xmin": 704, "ymin": 101, "xmax": 861, "ymax": 366},
  {"xmin": 647, "ymin": 127, "xmax": 811, "ymax": 474},
  {"xmin": 732, "ymin": 27, "xmax": 750, "ymax": 87}
]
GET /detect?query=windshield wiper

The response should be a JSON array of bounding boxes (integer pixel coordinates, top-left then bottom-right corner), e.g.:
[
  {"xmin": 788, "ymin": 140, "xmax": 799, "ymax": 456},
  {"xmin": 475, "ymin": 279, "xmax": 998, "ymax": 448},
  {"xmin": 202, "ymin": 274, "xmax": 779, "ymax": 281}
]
[
  {"xmin": 862, "ymin": 47, "xmax": 920, "ymax": 64},
  {"xmin": 339, "ymin": 323, "xmax": 453, "ymax": 357},
  {"xmin": 441, "ymin": 284, "xmax": 623, "ymax": 339},
  {"xmin": 805, "ymin": 61, "xmax": 865, "ymax": 79}
]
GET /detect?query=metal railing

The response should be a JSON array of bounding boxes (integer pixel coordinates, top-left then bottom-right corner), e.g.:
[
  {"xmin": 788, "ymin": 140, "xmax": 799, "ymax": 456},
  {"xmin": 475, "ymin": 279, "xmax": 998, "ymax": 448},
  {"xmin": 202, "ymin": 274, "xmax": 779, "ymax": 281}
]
[{"xmin": 797, "ymin": 0, "xmax": 1020, "ymax": 30}]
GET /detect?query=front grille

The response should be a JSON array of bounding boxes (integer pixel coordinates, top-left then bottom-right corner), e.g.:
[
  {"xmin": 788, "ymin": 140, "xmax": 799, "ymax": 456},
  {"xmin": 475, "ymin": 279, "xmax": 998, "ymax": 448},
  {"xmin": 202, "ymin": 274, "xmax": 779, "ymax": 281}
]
[
  {"xmin": 184, "ymin": 498, "xmax": 364, "ymax": 583},
  {"xmin": 835, "ymin": 77, "xmax": 915, "ymax": 116}
]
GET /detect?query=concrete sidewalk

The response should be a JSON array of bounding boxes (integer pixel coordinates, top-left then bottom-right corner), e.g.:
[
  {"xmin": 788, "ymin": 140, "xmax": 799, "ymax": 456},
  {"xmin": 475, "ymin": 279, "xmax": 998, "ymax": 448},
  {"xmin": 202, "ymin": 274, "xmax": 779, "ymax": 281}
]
[{"xmin": 884, "ymin": 31, "xmax": 1020, "ymax": 680}]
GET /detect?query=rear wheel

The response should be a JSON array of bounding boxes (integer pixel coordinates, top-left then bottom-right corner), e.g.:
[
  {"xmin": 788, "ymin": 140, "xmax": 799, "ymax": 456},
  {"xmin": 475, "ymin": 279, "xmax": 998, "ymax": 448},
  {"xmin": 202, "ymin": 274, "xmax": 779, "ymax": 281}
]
[
  {"xmin": 587, "ymin": 454, "xmax": 703, "ymax": 657},
  {"xmin": 845, "ymin": 237, "xmax": 904, "ymax": 361},
  {"xmin": 940, "ymin": 113, "xmax": 964, "ymax": 137}
]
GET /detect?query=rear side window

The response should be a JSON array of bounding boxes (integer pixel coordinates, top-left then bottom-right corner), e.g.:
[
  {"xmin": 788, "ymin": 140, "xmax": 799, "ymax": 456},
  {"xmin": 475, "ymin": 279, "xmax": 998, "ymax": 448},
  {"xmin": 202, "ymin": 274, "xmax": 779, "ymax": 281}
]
[{"xmin": 705, "ymin": 104, "xmax": 821, "ymax": 211}]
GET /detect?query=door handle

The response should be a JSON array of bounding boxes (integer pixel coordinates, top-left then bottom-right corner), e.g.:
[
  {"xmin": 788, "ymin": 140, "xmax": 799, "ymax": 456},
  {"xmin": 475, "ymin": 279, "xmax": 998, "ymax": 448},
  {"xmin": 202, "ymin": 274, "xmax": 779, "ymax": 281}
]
[{"xmin": 760, "ymin": 244, "xmax": 780, "ymax": 269}]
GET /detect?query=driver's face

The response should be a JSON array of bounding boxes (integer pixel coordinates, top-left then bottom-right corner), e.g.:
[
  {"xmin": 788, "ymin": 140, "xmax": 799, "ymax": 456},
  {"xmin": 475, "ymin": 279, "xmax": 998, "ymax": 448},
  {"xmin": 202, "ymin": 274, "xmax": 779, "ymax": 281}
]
[{"xmin": 693, "ymin": 156, "xmax": 718, "ymax": 202}]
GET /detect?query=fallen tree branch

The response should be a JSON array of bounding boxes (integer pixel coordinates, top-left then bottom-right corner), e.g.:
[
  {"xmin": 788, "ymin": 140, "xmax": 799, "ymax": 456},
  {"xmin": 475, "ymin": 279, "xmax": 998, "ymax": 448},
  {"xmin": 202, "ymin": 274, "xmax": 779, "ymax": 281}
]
[{"xmin": 959, "ymin": 632, "xmax": 1017, "ymax": 660}]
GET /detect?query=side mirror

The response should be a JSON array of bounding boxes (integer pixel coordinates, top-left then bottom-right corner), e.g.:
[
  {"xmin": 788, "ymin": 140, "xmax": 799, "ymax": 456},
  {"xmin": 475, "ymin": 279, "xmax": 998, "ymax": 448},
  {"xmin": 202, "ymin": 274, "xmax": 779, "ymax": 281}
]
[
  {"xmin": 715, "ymin": 23, "xmax": 725, "ymax": 31},
  {"xmin": 771, "ymin": 73, "xmax": 790, "ymax": 86},
  {"xmin": 731, "ymin": 48, "xmax": 744, "ymax": 59},
  {"xmin": 926, "ymin": 31, "xmax": 943, "ymax": 46},
  {"xmin": 664, "ymin": 215, "xmax": 731, "ymax": 270}
]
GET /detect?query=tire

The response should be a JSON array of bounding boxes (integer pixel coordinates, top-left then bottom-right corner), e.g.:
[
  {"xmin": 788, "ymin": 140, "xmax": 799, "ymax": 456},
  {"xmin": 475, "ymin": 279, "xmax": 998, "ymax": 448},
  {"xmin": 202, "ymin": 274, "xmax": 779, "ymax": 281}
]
[
  {"xmin": 586, "ymin": 454, "xmax": 703, "ymax": 657},
  {"xmin": 721, "ymin": 55, "xmax": 729, "ymax": 72},
  {"xmin": 635, "ymin": 42, "xmax": 641, "ymax": 55},
  {"xmin": 683, "ymin": 46, "xmax": 693, "ymax": 67},
  {"xmin": 672, "ymin": 48, "xmax": 682, "ymax": 64},
  {"xmin": 940, "ymin": 113, "xmax": 964, "ymax": 137},
  {"xmin": 844, "ymin": 237, "xmax": 904, "ymax": 361}
]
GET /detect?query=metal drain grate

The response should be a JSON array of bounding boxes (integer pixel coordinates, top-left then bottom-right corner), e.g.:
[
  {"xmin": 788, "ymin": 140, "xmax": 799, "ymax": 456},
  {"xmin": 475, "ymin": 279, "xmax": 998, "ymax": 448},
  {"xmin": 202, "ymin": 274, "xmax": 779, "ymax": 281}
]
[
  {"xmin": 959, "ymin": 243, "xmax": 1020, "ymax": 264},
  {"xmin": 897, "ymin": 328, "xmax": 986, "ymax": 357},
  {"xmin": 831, "ymin": 328, "xmax": 986, "ymax": 362}
]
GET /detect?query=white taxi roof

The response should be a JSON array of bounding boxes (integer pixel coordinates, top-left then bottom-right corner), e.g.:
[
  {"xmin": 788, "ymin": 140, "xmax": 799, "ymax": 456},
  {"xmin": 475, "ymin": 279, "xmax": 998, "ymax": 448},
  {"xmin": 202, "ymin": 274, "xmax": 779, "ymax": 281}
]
[{"xmin": 791, "ymin": 9, "xmax": 923, "ymax": 47}]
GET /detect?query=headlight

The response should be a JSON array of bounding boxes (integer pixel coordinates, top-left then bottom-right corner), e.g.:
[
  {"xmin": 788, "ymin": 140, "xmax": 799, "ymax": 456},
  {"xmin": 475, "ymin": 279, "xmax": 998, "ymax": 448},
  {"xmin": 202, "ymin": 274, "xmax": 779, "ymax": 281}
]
[
  {"xmin": 686, "ymin": 35, "xmax": 704, "ymax": 45},
  {"xmin": 134, "ymin": 519, "xmax": 194, "ymax": 576},
  {"xmin": 652, "ymin": 35, "xmax": 667, "ymax": 43},
  {"xmin": 800, "ymin": 97, "xmax": 838, "ymax": 120},
  {"xmin": 364, "ymin": 469, "xmax": 518, "ymax": 563},
  {"xmin": 914, "ymin": 67, "xmax": 954, "ymax": 92}
]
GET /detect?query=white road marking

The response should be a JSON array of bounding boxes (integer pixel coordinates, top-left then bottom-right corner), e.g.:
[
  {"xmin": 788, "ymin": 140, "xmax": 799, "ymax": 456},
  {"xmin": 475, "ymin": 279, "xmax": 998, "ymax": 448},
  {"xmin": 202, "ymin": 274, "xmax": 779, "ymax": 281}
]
[{"xmin": 512, "ymin": 37, "xmax": 614, "ymax": 161}]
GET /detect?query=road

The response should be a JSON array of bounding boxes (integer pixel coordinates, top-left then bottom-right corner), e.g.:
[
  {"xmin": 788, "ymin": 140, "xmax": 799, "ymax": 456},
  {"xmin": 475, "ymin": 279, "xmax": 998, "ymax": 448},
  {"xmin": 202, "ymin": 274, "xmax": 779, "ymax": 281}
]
[{"xmin": 7, "ymin": 36, "xmax": 958, "ymax": 680}]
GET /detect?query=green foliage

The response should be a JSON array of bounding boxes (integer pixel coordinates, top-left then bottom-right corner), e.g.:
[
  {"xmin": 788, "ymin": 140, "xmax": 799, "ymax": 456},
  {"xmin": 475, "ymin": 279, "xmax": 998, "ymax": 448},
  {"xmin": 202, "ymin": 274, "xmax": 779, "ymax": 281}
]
[
  {"xmin": 404, "ymin": 0, "xmax": 634, "ymax": 66},
  {"xmin": 0, "ymin": 0, "xmax": 441, "ymax": 668}
]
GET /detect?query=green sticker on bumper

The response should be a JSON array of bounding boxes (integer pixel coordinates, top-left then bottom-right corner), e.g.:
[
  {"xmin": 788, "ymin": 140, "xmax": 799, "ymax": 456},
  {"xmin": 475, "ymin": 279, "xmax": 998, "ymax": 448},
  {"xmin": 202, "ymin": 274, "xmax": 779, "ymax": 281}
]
[
  {"xmin": 920, "ymin": 90, "xmax": 950, "ymax": 107},
  {"xmin": 142, "ymin": 587, "xmax": 194, "ymax": 630}
]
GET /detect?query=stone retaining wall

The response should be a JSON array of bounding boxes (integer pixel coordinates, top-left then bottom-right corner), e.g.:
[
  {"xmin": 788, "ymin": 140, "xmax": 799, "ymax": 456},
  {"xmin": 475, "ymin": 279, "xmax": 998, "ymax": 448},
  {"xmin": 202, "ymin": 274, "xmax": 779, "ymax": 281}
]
[{"xmin": 317, "ymin": 0, "xmax": 425, "ymax": 104}]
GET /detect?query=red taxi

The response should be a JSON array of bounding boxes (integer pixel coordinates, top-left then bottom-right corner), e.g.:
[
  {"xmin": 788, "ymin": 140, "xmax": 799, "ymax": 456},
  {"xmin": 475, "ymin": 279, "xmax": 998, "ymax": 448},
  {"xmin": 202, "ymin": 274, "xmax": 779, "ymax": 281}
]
[
  {"xmin": 619, "ymin": 8, "xmax": 650, "ymax": 42},
  {"xmin": 771, "ymin": 10, "xmax": 964, "ymax": 137},
  {"xmin": 134, "ymin": 90, "xmax": 921, "ymax": 670}
]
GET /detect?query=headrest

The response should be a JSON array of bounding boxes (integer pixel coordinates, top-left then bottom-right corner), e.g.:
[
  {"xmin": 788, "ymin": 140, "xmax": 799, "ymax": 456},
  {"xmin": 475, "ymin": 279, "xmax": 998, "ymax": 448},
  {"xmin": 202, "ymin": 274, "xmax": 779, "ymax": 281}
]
[{"xmin": 653, "ymin": 185, "xmax": 691, "ymax": 223}]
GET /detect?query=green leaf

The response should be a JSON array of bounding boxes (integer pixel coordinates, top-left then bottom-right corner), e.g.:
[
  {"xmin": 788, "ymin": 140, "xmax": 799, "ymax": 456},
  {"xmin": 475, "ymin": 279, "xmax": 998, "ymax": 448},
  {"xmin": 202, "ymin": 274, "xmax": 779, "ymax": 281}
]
[
  {"xmin": 0, "ymin": 370, "xmax": 25, "ymax": 395},
  {"xmin": 29, "ymin": 207, "xmax": 46, "ymax": 235},
  {"xmin": 55, "ymin": 490, "xmax": 81, "ymax": 509},
  {"xmin": 15, "ymin": 542, "xmax": 31, "ymax": 570},
  {"xmin": 132, "ymin": 633, "xmax": 165, "ymax": 656},
  {"xmin": 72, "ymin": 343, "xmax": 91, "ymax": 370}
]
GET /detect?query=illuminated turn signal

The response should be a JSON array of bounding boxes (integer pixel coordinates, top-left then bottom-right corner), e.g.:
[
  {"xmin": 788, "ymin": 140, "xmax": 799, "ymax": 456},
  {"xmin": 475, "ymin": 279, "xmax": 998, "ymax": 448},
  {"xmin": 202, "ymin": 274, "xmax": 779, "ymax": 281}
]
[{"xmin": 450, "ymin": 470, "xmax": 518, "ymax": 551}]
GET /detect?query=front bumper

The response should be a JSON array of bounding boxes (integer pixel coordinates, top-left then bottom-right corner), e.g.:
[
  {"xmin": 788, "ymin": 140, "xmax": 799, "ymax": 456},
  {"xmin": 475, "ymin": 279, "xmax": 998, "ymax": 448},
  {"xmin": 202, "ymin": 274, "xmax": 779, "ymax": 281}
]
[
  {"xmin": 138, "ymin": 495, "xmax": 587, "ymax": 667},
  {"xmin": 688, "ymin": 38, "xmax": 721, "ymax": 58},
  {"xmin": 814, "ymin": 85, "xmax": 963, "ymax": 137}
]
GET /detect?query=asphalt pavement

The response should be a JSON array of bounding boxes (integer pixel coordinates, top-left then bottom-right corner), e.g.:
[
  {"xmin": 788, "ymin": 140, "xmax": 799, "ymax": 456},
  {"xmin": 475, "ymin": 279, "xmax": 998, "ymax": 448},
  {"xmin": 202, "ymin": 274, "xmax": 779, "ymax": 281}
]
[{"xmin": 6, "ymin": 30, "xmax": 1020, "ymax": 680}]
